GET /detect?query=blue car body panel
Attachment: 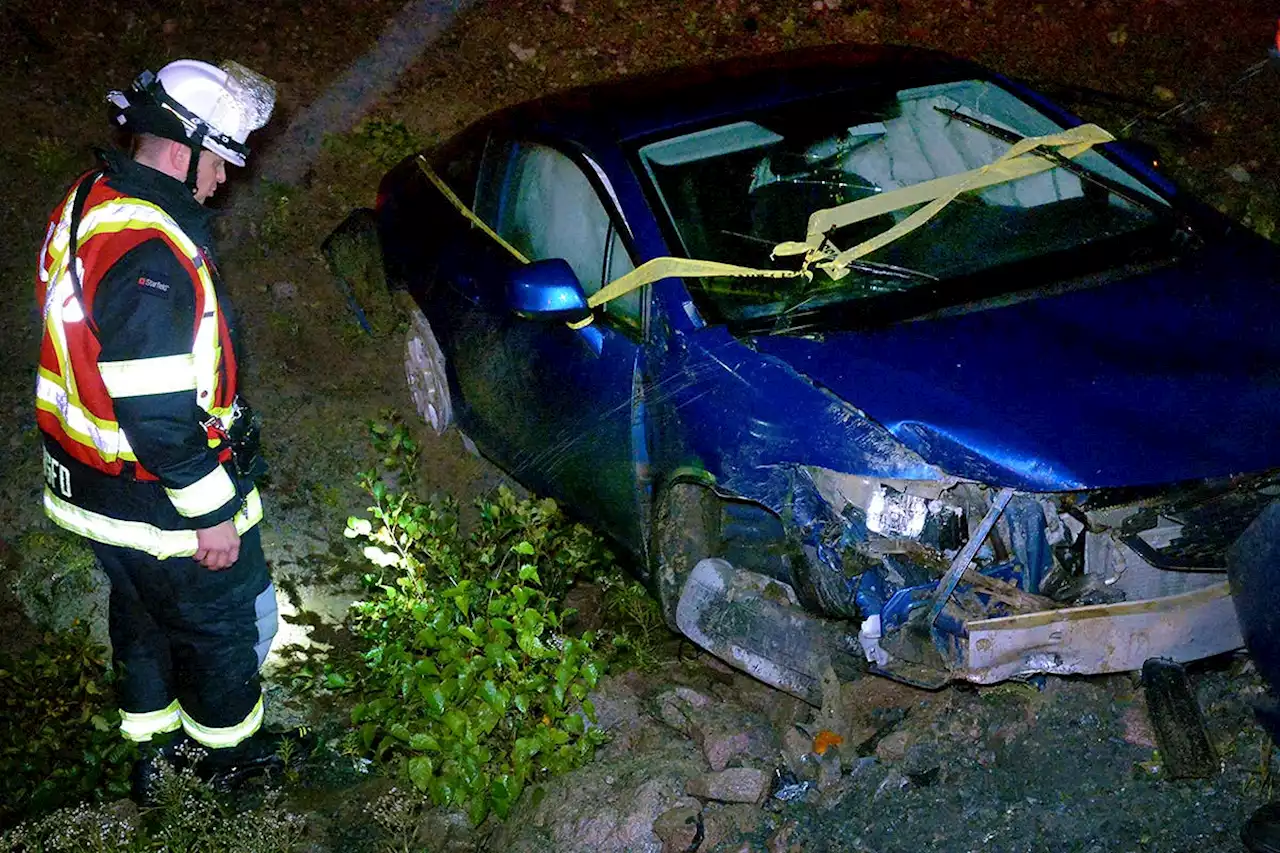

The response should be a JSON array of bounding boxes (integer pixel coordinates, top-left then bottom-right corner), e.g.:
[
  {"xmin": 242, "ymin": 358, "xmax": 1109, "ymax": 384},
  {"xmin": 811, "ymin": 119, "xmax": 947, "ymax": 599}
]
[{"xmin": 749, "ymin": 233, "xmax": 1280, "ymax": 491}]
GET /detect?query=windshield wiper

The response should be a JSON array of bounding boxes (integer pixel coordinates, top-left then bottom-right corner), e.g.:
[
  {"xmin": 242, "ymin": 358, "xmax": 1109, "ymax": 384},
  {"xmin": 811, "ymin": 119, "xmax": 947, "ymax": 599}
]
[{"xmin": 933, "ymin": 107, "xmax": 1174, "ymax": 220}]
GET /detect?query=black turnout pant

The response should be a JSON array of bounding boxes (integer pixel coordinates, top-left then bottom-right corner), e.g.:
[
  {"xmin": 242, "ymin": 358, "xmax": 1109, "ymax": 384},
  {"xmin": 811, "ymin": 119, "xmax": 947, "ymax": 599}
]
[{"xmin": 91, "ymin": 525, "xmax": 275, "ymax": 734}]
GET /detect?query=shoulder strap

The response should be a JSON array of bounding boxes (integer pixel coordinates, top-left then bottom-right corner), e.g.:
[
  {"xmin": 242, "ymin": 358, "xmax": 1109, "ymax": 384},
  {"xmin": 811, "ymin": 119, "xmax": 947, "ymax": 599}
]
[{"xmin": 67, "ymin": 171, "xmax": 104, "ymax": 337}]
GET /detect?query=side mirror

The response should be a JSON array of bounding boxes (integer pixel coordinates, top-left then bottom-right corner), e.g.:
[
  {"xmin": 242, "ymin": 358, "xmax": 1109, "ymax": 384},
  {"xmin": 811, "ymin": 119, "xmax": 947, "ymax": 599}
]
[{"xmin": 506, "ymin": 259, "xmax": 592, "ymax": 324}]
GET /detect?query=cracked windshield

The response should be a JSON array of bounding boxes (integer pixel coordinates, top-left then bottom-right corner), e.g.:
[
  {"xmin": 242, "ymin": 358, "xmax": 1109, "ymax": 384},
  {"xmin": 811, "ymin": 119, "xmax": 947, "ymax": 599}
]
[{"xmin": 640, "ymin": 78, "xmax": 1169, "ymax": 326}]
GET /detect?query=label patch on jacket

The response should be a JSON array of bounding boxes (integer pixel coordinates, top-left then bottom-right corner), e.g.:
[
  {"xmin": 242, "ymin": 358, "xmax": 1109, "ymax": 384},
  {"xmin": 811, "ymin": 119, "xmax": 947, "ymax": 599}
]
[{"xmin": 137, "ymin": 275, "xmax": 171, "ymax": 296}]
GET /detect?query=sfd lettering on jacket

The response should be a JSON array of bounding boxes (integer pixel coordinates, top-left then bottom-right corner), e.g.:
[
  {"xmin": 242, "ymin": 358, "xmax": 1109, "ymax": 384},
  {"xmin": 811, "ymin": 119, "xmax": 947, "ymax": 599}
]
[{"xmin": 43, "ymin": 448, "xmax": 72, "ymax": 498}]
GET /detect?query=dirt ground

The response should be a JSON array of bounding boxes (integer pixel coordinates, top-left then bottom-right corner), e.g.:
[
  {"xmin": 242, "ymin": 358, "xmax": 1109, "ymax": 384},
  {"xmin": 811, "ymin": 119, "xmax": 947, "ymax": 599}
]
[{"xmin": 3, "ymin": 1, "xmax": 1280, "ymax": 850}]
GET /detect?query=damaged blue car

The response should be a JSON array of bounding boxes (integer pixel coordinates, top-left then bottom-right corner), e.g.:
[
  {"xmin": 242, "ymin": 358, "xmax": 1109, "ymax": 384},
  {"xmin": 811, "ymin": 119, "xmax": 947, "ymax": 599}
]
[{"xmin": 366, "ymin": 45, "xmax": 1280, "ymax": 703}]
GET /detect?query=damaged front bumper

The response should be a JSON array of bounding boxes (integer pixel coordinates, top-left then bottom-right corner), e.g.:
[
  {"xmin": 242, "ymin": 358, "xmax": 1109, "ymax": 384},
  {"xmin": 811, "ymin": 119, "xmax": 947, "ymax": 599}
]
[
  {"xmin": 677, "ymin": 466, "xmax": 1273, "ymax": 699},
  {"xmin": 810, "ymin": 467, "xmax": 1275, "ymax": 688}
]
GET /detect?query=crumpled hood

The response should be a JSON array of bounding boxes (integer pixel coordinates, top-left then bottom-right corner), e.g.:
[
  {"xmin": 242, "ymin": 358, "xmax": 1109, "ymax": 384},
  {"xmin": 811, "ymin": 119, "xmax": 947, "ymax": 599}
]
[{"xmin": 751, "ymin": 237, "xmax": 1280, "ymax": 490}]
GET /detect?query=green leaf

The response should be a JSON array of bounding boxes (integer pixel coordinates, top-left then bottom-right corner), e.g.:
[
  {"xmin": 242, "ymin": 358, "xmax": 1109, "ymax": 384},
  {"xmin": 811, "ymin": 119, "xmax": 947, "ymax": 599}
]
[
  {"xmin": 582, "ymin": 699, "xmax": 598, "ymax": 723},
  {"xmin": 562, "ymin": 714, "xmax": 585, "ymax": 735},
  {"xmin": 408, "ymin": 755, "xmax": 435, "ymax": 791},
  {"xmin": 409, "ymin": 732, "xmax": 440, "ymax": 752},
  {"xmin": 429, "ymin": 774, "xmax": 457, "ymax": 807},
  {"xmin": 513, "ymin": 541, "xmax": 536, "ymax": 556},
  {"xmin": 443, "ymin": 709, "xmax": 469, "ymax": 739},
  {"xmin": 360, "ymin": 722, "xmax": 378, "ymax": 752},
  {"xmin": 478, "ymin": 680, "xmax": 509, "ymax": 714},
  {"xmin": 420, "ymin": 683, "xmax": 446, "ymax": 718},
  {"xmin": 468, "ymin": 795, "xmax": 490, "ymax": 826},
  {"xmin": 389, "ymin": 723, "xmax": 412, "ymax": 742},
  {"xmin": 414, "ymin": 657, "xmax": 441, "ymax": 677},
  {"xmin": 518, "ymin": 564, "xmax": 541, "ymax": 584}
]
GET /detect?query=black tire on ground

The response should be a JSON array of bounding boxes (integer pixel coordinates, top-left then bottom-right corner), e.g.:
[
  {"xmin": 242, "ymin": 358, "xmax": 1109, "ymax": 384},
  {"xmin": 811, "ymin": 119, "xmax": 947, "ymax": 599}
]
[
  {"xmin": 1228, "ymin": 499, "xmax": 1280, "ymax": 736},
  {"xmin": 405, "ymin": 307, "xmax": 453, "ymax": 435},
  {"xmin": 652, "ymin": 482, "xmax": 723, "ymax": 632}
]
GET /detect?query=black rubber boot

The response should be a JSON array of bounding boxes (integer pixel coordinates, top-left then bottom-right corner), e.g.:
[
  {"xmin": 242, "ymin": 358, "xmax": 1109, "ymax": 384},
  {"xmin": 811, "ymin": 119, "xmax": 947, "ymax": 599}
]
[
  {"xmin": 194, "ymin": 728, "xmax": 313, "ymax": 791},
  {"xmin": 1244, "ymin": 802, "xmax": 1280, "ymax": 853},
  {"xmin": 1229, "ymin": 502, "xmax": 1280, "ymax": 853},
  {"xmin": 130, "ymin": 729, "xmax": 191, "ymax": 806}
]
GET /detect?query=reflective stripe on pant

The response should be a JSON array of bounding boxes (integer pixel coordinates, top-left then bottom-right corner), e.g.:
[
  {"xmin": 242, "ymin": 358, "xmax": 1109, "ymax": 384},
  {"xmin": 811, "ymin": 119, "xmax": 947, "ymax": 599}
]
[{"xmin": 92, "ymin": 525, "xmax": 278, "ymax": 749}]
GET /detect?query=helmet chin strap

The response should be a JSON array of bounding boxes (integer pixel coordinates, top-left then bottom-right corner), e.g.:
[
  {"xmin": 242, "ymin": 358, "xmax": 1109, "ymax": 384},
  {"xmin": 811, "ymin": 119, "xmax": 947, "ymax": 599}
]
[{"xmin": 184, "ymin": 125, "xmax": 208, "ymax": 193}]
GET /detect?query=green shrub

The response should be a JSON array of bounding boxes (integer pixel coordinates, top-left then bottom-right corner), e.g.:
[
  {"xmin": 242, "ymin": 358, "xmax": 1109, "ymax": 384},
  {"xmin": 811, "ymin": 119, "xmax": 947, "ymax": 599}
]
[
  {"xmin": 331, "ymin": 471, "xmax": 615, "ymax": 825},
  {"xmin": 0, "ymin": 626, "xmax": 133, "ymax": 827}
]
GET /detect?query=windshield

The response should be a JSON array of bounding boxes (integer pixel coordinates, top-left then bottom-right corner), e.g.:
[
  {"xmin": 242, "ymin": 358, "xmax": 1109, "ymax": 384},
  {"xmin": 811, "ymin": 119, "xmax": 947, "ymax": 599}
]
[{"xmin": 637, "ymin": 79, "xmax": 1171, "ymax": 328}]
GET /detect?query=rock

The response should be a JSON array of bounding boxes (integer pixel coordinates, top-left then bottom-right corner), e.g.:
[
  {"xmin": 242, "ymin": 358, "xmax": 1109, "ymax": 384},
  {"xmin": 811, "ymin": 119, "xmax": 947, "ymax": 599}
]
[
  {"xmin": 686, "ymin": 768, "xmax": 769, "ymax": 804},
  {"xmin": 413, "ymin": 807, "xmax": 475, "ymax": 853},
  {"xmin": 767, "ymin": 820, "xmax": 799, "ymax": 853},
  {"xmin": 816, "ymin": 751, "xmax": 843, "ymax": 792},
  {"xmin": 902, "ymin": 742, "xmax": 942, "ymax": 786},
  {"xmin": 271, "ymin": 280, "xmax": 297, "ymax": 299},
  {"xmin": 1226, "ymin": 164, "xmax": 1252, "ymax": 184},
  {"xmin": 699, "ymin": 726, "xmax": 751, "ymax": 772},
  {"xmin": 690, "ymin": 706, "xmax": 775, "ymax": 772},
  {"xmin": 652, "ymin": 799, "xmax": 702, "ymax": 853},
  {"xmin": 701, "ymin": 803, "xmax": 763, "ymax": 849},
  {"xmin": 654, "ymin": 690, "xmax": 697, "ymax": 737},
  {"xmin": 780, "ymin": 726, "xmax": 816, "ymax": 779},
  {"xmin": 875, "ymin": 728, "xmax": 912, "ymax": 763},
  {"xmin": 873, "ymin": 769, "xmax": 909, "ymax": 799},
  {"xmin": 488, "ymin": 746, "xmax": 706, "ymax": 852},
  {"xmin": 1122, "ymin": 703, "xmax": 1158, "ymax": 749},
  {"xmin": 558, "ymin": 0, "xmax": 575, "ymax": 12},
  {"xmin": 508, "ymin": 42, "xmax": 537, "ymax": 63},
  {"xmin": 674, "ymin": 686, "xmax": 714, "ymax": 708}
]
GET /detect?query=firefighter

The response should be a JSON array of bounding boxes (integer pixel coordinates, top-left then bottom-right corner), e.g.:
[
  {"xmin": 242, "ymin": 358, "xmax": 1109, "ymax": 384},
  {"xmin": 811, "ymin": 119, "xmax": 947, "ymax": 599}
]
[{"xmin": 35, "ymin": 59, "xmax": 294, "ymax": 799}]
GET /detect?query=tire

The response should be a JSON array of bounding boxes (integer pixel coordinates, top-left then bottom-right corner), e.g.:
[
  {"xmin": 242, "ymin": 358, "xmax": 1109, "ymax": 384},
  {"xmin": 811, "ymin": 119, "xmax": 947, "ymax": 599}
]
[
  {"xmin": 1228, "ymin": 500, "xmax": 1280, "ymax": 735},
  {"xmin": 404, "ymin": 306, "xmax": 453, "ymax": 435},
  {"xmin": 652, "ymin": 482, "xmax": 723, "ymax": 631}
]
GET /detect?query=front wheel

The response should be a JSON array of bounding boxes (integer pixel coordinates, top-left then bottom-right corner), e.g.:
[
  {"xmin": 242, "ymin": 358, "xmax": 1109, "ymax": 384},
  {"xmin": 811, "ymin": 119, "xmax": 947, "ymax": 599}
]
[
  {"xmin": 651, "ymin": 482, "xmax": 724, "ymax": 632},
  {"xmin": 404, "ymin": 306, "xmax": 453, "ymax": 435}
]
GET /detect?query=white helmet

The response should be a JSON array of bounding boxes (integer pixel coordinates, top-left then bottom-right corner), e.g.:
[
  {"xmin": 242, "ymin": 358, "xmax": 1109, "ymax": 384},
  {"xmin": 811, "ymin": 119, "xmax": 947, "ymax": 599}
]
[{"xmin": 108, "ymin": 59, "xmax": 276, "ymax": 168}]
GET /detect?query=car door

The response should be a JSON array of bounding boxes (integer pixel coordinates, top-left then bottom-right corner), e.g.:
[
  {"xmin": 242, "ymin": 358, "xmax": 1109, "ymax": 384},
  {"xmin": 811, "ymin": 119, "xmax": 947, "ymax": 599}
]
[{"xmin": 448, "ymin": 138, "xmax": 649, "ymax": 550}]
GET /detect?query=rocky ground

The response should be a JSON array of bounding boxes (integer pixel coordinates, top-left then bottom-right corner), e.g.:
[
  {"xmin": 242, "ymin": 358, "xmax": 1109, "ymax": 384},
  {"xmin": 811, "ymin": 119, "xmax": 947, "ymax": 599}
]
[{"xmin": 3, "ymin": 0, "xmax": 1280, "ymax": 850}]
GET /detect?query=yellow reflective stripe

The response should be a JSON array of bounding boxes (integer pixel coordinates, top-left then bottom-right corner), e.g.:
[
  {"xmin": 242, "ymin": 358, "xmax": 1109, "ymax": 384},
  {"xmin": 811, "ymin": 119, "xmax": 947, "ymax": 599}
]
[
  {"xmin": 166, "ymin": 465, "xmax": 237, "ymax": 518},
  {"xmin": 44, "ymin": 486, "xmax": 263, "ymax": 560},
  {"xmin": 36, "ymin": 371, "xmax": 137, "ymax": 461},
  {"xmin": 99, "ymin": 353, "xmax": 198, "ymax": 398},
  {"xmin": 119, "ymin": 699, "xmax": 182, "ymax": 742},
  {"xmin": 182, "ymin": 694, "xmax": 263, "ymax": 748}
]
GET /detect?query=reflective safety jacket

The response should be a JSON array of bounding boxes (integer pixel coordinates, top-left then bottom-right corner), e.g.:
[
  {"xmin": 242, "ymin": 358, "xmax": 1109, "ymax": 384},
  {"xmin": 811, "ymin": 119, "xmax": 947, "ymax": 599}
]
[{"xmin": 35, "ymin": 151, "xmax": 262, "ymax": 558}]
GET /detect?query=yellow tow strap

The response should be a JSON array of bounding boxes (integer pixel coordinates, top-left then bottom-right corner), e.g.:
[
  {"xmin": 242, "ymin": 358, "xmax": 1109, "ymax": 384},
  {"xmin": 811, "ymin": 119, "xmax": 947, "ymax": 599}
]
[
  {"xmin": 414, "ymin": 122, "xmax": 1115, "ymax": 320},
  {"xmin": 772, "ymin": 123, "xmax": 1116, "ymax": 279}
]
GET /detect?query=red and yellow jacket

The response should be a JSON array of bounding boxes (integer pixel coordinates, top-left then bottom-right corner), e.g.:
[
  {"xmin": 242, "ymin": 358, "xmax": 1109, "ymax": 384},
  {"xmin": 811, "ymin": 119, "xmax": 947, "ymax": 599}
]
[{"xmin": 35, "ymin": 151, "xmax": 262, "ymax": 558}]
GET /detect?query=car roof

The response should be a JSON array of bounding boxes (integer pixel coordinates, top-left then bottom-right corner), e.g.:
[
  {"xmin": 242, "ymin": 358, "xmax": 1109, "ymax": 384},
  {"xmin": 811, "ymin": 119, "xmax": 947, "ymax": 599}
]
[{"xmin": 485, "ymin": 44, "xmax": 983, "ymax": 145}]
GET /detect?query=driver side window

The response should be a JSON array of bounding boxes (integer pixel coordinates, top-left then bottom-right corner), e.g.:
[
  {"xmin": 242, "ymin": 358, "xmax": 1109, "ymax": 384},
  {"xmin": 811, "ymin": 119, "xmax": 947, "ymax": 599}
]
[{"xmin": 490, "ymin": 142, "xmax": 642, "ymax": 333}]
